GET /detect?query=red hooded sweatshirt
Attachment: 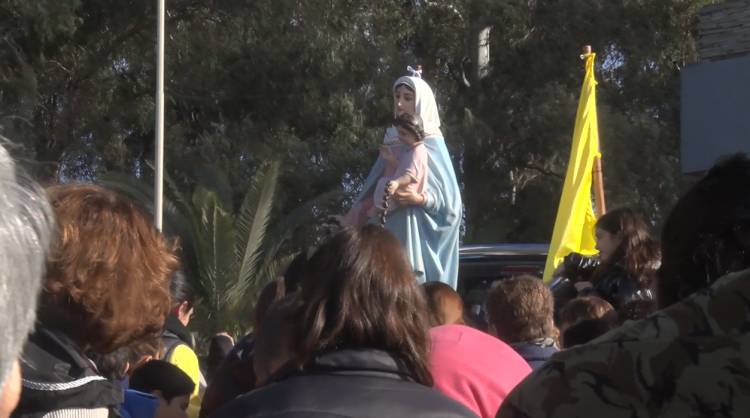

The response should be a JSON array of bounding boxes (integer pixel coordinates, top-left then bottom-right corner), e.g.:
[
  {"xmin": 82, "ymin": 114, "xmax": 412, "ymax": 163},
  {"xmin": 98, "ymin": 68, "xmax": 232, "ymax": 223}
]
[{"xmin": 430, "ymin": 325, "xmax": 532, "ymax": 418}]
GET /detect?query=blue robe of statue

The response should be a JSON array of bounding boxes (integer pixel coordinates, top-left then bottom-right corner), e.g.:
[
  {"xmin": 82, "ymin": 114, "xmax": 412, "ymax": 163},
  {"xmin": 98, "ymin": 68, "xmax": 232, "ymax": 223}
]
[{"xmin": 356, "ymin": 135, "xmax": 462, "ymax": 288}]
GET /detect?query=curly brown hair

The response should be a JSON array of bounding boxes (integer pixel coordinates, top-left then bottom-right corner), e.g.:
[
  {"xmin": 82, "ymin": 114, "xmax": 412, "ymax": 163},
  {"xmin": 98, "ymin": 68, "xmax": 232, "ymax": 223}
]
[
  {"xmin": 40, "ymin": 184, "xmax": 179, "ymax": 353},
  {"xmin": 294, "ymin": 225, "xmax": 433, "ymax": 386},
  {"xmin": 486, "ymin": 275, "xmax": 558, "ymax": 344}
]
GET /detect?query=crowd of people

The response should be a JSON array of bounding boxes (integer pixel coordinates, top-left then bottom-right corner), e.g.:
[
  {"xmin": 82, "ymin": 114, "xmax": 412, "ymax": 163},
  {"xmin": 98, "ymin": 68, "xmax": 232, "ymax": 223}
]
[
  {"xmin": 0, "ymin": 144, "xmax": 746, "ymax": 418},
  {"xmin": 0, "ymin": 69, "xmax": 748, "ymax": 417}
]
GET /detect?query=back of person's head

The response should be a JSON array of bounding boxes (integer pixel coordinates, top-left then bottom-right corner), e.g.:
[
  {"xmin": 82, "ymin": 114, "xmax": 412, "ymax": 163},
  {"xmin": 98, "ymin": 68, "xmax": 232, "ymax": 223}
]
[
  {"xmin": 208, "ymin": 334, "xmax": 234, "ymax": 360},
  {"xmin": 549, "ymin": 277, "xmax": 579, "ymax": 325},
  {"xmin": 252, "ymin": 277, "xmax": 286, "ymax": 330},
  {"xmin": 617, "ymin": 299, "xmax": 656, "ymax": 324},
  {"xmin": 562, "ymin": 318, "xmax": 615, "ymax": 348},
  {"xmin": 41, "ymin": 184, "xmax": 178, "ymax": 353},
  {"xmin": 595, "ymin": 207, "xmax": 659, "ymax": 288},
  {"xmin": 253, "ymin": 295, "xmax": 301, "ymax": 386},
  {"xmin": 129, "ymin": 360, "xmax": 194, "ymax": 404},
  {"xmin": 282, "ymin": 249, "xmax": 313, "ymax": 294},
  {"xmin": 169, "ymin": 270, "xmax": 196, "ymax": 311},
  {"xmin": 0, "ymin": 144, "xmax": 54, "ymax": 418},
  {"xmin": 295, "ymin": 225, "xmax": 433, "ymax": 385},
  {"xmin": 91, "ymin": 346, "xmax": 131, "ymax": 381},
  {"xmin": 486, "ymin": 275, "xmax": 558, "ymax": 344},
  {"xmin": 206, "ymin": 333, "xmax": 234, "ymax": 382},
  {"xmin": 659, "ymin": 154, "xmax": 750, "ymax": 308},
  {"xmin": 92, "ymin": 335, "xmax": 163, "ymax": 381},
  {"xmin": 168, "ymin": 271, "xmax": 196, "ymax": 329},
  {"xmin": 558, "ymin": 296, "xmax": 615, "ymax": 332},
  {"xmin": 422, "ymin": 282, "xmax": 465, "ymax": 327}
]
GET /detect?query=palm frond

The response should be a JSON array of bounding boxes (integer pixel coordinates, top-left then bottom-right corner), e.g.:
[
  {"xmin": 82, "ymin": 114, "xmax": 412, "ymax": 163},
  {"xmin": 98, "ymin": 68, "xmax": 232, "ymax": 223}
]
[
  {"xmin": 225, "ymin": 161, "xmax": 280, "ymax": 310},
  {"xmin": 261, "ymin": 189, "xmax": 341, "ymax": 268},
  {"xmin": 236, "ymin": 252, "xmax": 296, "ymax": 329},
  {"xmin": 235, "ymin": 163, "xmax": 273, "ymax": 249}
]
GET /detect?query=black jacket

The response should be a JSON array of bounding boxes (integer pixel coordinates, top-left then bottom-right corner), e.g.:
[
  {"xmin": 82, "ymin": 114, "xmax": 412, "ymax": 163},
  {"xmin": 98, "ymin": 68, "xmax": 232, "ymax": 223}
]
[
  {"xmin": 13, "ymin": 327, "xmax": 122, "ymax": 418},
  {"xmin": 589, "ymin": 265, "xmax": 653, "ymax": 310},
  {"xmin": 562, "ymin": 253, "xmax": 653, "ymax": 310},
  {"xmin": 200, "ymin": 333, "xmax": 256, "ymax": 418},
  {"xmin": 162, "ymin": 314, "xmax": 194, "ymax": 359},
  {"xmin": 211, "ymin": 348, "xmax": 478, "ymax": 418}
]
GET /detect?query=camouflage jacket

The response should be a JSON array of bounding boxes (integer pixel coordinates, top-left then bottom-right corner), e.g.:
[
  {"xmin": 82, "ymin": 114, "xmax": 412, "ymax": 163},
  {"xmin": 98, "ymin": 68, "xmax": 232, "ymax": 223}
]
[{"xmin": 497, "ymin": 268, "xmax": 750, "ymax": 418}]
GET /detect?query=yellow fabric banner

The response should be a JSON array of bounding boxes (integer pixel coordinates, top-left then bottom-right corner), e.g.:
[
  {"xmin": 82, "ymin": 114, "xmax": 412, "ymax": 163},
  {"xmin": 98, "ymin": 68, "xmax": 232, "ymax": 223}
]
[{"xmin": 543, "ymin": 53, "xmax": 601, "ymax": 282}]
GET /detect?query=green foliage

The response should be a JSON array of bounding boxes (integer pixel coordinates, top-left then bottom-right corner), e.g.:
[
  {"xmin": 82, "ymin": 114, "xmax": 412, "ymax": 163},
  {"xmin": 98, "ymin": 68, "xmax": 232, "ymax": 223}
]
[
  {"xmin": 412, "ymin": 0, "xmax": 712, "ymax": 240},
  {"xmin": 3, "ymin": 0, "xmax": 716, "ymax": 259}
]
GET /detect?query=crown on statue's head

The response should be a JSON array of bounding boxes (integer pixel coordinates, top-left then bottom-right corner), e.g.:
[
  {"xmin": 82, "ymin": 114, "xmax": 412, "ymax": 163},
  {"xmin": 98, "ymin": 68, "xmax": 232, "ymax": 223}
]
[{"xmin": 407, "ymin": 65, "xmax": 423, "ymax": 78}]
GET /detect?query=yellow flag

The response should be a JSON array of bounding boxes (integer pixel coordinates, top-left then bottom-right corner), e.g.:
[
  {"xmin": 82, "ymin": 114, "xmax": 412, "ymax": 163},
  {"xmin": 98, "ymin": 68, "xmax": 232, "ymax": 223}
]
[{"xmin": 542, "ymin": 53, "xmax": 601, "ymax": 282}]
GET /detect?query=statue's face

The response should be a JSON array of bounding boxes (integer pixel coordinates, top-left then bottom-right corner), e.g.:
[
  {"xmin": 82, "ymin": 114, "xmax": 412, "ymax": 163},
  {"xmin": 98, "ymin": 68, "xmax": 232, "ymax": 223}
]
[{"xmin": 394, "ymin": 85, "xmax": 416, "ymax": 117}]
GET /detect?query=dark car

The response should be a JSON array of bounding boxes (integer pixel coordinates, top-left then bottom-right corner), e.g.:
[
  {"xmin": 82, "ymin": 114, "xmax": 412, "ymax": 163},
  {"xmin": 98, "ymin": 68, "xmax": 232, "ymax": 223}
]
[{"xmin": 457, "ymin": 244, "xmax": 548, "ymax": 330}]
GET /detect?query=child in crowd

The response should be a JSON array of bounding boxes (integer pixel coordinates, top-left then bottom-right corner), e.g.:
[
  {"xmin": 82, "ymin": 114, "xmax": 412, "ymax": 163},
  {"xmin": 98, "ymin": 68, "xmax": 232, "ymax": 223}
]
[
  {"xmin": 422, "ymin": 282, "xmax": 466, "ymax": 327},
  {"xmin": 486, "ymin": 275, "xmax": 560, "ymax": 370},
  {"xmin": 128, "ymin": 360, "xmax": 195, "ymax": 418},
  {"xmin": 557, "ymin": 296, "xmax": 615, "ymax": 333}
]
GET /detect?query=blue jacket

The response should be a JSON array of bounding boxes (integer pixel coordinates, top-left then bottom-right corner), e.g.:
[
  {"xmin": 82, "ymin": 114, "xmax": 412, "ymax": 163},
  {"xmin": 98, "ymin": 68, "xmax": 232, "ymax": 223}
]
[{"xmin": 121, "ymin": 390, "xmax": 159, "ymax": 418}]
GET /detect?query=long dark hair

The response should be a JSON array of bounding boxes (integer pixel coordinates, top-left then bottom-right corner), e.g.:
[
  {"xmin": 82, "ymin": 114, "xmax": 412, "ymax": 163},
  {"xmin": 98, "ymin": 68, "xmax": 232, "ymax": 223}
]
[
  {"xmin": 594, "ymin": 208, "xmax": 660, "ymax": 289},
  {"xmin": 294, "ymin": 225, "xmax": 433, "ymax": 386}
]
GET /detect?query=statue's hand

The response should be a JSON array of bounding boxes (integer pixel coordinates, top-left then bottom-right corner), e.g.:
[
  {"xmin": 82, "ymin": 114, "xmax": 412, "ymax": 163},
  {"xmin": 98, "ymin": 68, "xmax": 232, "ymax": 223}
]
[{"xmin": 394, "ymin": 190, "xmax": 425, "ymax": 207}]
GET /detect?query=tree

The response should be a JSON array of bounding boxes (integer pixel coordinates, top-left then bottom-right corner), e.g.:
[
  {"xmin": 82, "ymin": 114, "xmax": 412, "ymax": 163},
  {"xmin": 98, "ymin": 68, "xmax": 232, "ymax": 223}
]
[
  {"xmin": 2, "ymin": 0, "xmax": 715, "ymax": 251},
  {"xmin": 409, "ymin": 0, "xmax": 711, "ymax": 241}
]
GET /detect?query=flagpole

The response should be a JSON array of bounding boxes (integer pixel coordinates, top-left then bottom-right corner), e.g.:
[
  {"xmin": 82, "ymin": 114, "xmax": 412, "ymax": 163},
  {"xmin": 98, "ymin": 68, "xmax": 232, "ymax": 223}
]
[
  {"xmin": 593, "ymin": 156, "xmax": 606, "ymax": 216},
  {"xmin": 582, "ymin": 45, "xmax": 607, "ymax": 217},
  {"xmin": 154, "ymin": 0, "xmax": 166, "ymax": 230}
]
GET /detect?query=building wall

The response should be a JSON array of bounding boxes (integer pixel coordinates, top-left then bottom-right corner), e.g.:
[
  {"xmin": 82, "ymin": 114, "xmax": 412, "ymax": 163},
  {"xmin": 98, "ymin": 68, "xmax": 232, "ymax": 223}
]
[
  {"xmin": 680, "ymin": 1, "xmax": 750, "ymax": 173},
  {"xmin": 681, "ymin": 54, "xmax": 750, "ymax": 173},
  {"xmin": 698, "ymin": 1, "xmax": 750, "ymax": 62}
]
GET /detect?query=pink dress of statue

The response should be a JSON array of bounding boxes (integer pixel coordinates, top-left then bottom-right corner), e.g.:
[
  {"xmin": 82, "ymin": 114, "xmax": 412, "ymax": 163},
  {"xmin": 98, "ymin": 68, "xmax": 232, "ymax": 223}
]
[
  {"xmin": 371, "ymin": 142, "xmax": 428, "ymax": 215},
  {"xmin": 342, "ymin": 137, "xmax": 428, "ymax": 225}
]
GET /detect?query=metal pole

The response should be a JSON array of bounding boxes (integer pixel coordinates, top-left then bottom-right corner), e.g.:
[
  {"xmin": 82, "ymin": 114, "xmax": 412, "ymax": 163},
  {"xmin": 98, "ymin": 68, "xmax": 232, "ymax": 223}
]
[{"xmin": 154, "ymin": 0, "xmax": 165, "ymax": 230}]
